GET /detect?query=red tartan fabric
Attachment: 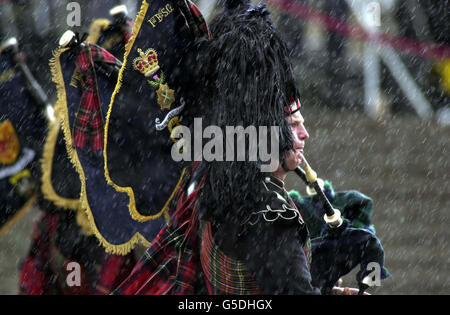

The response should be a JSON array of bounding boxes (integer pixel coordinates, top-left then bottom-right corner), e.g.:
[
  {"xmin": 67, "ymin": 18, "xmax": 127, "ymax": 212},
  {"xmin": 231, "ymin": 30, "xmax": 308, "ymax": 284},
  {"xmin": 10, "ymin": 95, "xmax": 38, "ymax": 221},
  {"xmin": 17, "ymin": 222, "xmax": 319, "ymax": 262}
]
[
  {"xmin": 200, "ymin": 222, "xmax": 263, "ymax": 295},
  {"xmin": 19, "ymin": 212, "xmax": 59, "ymax": 295},
  {"xmin": 94, "ymin": 255, "xmax": 138, "ymax": 294},
  {"xmin": 19, "ymin": 256, "xmax": 48, "ymax": 295},
  {"xmin": 19, "ymin": 211, "xmax": 136, "ymax": 295},
  {"xmin": 72, "ymin": 44, "xmax": 120, "ymax": 152},
  {"xmin": 112, "ymin": 179, "xmax": 202, "ymax": 295}
]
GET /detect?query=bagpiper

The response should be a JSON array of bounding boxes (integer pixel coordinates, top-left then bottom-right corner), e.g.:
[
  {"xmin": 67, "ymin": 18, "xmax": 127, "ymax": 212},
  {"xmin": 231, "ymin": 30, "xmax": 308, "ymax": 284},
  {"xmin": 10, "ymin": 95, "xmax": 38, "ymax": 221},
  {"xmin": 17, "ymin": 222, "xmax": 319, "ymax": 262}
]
[{"xmin": 112, "ymin": 0, "xmax": 389, "ymax": 295}]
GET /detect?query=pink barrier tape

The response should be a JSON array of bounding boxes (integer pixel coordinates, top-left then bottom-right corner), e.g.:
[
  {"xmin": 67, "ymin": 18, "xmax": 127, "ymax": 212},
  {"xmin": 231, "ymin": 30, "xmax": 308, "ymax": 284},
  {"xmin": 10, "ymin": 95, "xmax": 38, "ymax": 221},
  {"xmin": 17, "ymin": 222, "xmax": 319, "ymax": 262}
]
[{"xmin": 268, "ymin": 0, "xmax": 450, "ymax": 60}]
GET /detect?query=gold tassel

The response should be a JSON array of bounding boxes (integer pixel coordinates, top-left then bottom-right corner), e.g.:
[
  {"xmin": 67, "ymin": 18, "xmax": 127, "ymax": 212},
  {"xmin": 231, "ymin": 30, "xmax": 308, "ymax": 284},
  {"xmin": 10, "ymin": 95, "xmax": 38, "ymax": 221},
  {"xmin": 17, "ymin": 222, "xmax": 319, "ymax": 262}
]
[
  {"xmin": 76, "ymin": 207, "xmax": 94, "ymax": 236},
  {"xmin": 43, "ymin": 56, "xmax": 80, "ymax": 210},
  {"xmin": 86, "ymin": 18, "xmax": 111, "ymax": 45}
]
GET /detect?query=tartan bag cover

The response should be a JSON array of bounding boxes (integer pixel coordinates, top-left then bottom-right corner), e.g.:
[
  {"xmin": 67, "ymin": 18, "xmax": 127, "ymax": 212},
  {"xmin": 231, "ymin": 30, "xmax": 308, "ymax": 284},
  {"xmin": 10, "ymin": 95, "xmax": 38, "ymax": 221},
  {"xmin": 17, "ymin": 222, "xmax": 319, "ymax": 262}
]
[{"xmin": 71, "ymin": 44, "xmax": 120, "ymax": 152}]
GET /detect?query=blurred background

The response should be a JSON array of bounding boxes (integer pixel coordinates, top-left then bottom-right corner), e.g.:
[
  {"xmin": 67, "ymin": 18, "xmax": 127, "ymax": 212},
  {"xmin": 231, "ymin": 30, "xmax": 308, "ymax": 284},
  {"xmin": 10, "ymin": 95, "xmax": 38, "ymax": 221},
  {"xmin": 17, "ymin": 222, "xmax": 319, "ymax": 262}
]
[{"xmin": 0, "ymin": 0, "xmax": 449, "ymax": 294}]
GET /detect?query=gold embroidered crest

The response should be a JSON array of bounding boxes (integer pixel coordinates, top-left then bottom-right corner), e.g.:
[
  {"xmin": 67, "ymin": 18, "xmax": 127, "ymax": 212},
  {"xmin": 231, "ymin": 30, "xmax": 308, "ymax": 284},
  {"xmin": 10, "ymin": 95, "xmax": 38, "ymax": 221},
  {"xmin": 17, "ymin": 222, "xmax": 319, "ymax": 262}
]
[
  {"xmin": 0, "ymin": 120, "xmax": 20, "ymax": 165},
  {"xmin": 134, "ymin": 47, "xmax": 177, "ymax": 111},
  {"xmin": 156, "ymin": 83, "xmax": 175, "ymax": 110}
]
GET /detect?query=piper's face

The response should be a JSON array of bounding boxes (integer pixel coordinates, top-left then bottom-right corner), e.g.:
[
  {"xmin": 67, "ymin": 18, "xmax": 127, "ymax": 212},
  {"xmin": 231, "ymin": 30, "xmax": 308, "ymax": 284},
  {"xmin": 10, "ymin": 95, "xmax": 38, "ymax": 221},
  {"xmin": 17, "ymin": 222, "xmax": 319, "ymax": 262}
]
[{"xmin": 285, "ymin": 110, "xmax": 309, "ymax": 170}]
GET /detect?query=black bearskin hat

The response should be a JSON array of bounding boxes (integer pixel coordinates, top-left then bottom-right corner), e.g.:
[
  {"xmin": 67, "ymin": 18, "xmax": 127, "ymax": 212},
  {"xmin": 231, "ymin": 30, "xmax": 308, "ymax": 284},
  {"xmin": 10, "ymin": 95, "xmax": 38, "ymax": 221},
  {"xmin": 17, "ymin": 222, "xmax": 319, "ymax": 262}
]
[{"xmin": 198, "ymin": 0, "xmax": 301, "ymax": 225}]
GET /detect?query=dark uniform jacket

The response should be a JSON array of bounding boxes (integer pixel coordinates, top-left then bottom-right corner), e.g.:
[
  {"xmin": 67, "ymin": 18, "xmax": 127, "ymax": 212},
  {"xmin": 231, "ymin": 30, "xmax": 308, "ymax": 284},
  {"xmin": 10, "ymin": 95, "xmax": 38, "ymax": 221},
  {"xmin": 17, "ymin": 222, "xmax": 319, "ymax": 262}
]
[{"xmin": 199, "ymin": 175, "xmax": 321, "ymax": 295}]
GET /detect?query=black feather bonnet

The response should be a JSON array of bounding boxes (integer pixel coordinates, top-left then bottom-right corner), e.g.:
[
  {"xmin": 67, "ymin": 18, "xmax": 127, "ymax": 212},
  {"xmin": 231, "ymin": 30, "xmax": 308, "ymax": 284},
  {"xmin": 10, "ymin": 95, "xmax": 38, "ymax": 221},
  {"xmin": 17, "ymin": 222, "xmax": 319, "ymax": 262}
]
[{"xmin": 197, "ymin": 0, "xmax": 301, "ymax": 224}]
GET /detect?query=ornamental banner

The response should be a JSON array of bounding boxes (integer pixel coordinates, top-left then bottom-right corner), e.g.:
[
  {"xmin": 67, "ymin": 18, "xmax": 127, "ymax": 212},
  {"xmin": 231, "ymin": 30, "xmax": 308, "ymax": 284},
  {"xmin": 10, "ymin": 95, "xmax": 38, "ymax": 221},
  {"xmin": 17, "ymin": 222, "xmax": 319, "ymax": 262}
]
[
  {"xmin": 104, "ymin": 0, "xmax": 209, "ymax": 222},
  {"xmin": 50, "ymin": 42, "xmax": 166, "ymax": 255}
]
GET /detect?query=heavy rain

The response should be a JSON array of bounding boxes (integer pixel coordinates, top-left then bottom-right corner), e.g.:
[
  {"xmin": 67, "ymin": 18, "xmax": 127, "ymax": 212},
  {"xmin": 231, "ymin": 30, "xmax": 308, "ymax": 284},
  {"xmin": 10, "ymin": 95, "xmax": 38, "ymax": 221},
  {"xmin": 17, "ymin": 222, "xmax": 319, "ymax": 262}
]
[{"xmin": 0, "ymin": 0, "xmax": 448, "ymax": 297}]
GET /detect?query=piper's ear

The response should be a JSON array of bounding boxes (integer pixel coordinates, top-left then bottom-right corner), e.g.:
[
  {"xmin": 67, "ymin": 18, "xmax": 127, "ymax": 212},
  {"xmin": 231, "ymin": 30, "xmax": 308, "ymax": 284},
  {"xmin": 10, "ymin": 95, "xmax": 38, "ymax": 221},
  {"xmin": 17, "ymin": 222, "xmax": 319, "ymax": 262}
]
[
  {"xmin": 59, "ymin": 30, "xmax": 76, "ymax": 47},
  {"xmin": 109, "ymin": 4, "xmax": 128, "ymax": 17}
]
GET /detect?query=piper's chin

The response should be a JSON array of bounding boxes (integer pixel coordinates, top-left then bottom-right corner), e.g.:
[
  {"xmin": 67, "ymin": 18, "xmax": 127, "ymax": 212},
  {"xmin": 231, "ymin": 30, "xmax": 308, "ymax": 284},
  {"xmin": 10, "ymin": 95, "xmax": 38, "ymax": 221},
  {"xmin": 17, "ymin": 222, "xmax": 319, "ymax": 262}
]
[
  {"xmin": 284, "ymin": 150, "xmax": 301, "ymax": 171},
  {"xmin": 297, "ymin": 153, "xmax": 305, "ymax": 166},
  {"xmin": 294, "ymin": 156, "xmax": 303, "ymax": 170}
]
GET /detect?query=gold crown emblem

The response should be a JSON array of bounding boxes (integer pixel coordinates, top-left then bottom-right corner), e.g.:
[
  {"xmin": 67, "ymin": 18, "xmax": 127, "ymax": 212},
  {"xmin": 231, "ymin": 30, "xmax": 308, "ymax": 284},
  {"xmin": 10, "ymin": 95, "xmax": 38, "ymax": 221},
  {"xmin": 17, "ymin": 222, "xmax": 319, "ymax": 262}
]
[{"xmin": 133, "ymin": 48, "xmax": 160, "ymax": 77}]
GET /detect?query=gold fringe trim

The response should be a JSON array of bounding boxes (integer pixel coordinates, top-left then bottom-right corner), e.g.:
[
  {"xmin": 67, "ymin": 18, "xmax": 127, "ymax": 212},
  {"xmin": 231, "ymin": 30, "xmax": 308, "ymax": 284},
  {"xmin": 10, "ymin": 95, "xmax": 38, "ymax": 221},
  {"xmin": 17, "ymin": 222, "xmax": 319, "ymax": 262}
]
[
  {"xmin": 49, "ymin": 45, "xmax": 152, "ymax": 255},
  {"xmin": 0, "ymin": 193, "xmax": 38, "ymax": 238},
  {"xmin": 86, "ymin": 19, "xmax": 111, "ymax": 45},
  {"xmin": 40, "ymin": 119, "xmax": 80, "ymax": 210},
  {"xmin": 103, "ymin": 0, "xmax": 182, "ymax": 223},
  {"xmin": 76, "ymin": 208, "xmax": 94, "ymax": 236}
]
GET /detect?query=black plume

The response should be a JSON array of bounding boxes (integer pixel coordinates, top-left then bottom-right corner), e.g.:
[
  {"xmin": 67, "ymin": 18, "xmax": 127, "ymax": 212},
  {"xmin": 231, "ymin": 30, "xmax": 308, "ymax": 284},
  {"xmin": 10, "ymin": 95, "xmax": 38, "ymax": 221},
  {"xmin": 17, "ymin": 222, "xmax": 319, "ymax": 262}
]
[
  {"xmin": 221, "ymin": 0, "xmax": 251, "ymax": 11},
  {"xmin": 196, "ymin": 0, "xmax": 299, "ymax": 227},
  {"xmin": 244, "ymin": 1, "xmax": 271, "ymax": 19}
]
